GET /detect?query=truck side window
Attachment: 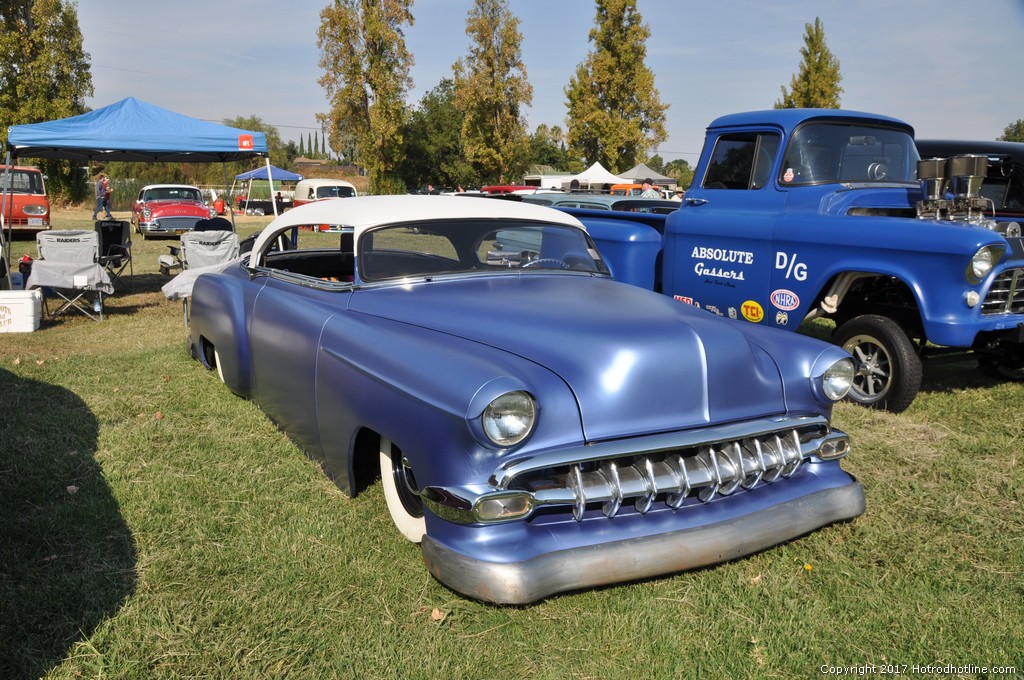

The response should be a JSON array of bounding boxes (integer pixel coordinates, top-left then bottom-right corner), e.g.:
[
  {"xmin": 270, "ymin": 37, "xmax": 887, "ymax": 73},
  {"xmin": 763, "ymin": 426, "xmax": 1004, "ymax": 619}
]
[{"xmin": 703, "ymin": 132, "xmax": 780, "ymax": 190}]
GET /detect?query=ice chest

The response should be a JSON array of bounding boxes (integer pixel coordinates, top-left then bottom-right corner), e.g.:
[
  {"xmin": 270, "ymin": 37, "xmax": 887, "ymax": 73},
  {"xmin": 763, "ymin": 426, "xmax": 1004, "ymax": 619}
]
[{"xmin": 0, "ymin": 289, "xmax": 43, "ymax": 332}]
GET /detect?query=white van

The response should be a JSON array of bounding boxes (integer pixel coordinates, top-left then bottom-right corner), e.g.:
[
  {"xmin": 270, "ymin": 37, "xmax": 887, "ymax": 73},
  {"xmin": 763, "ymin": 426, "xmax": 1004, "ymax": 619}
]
[{"xmin": 292, "ymin": 179, "xmax": 358, "ymax": 208}]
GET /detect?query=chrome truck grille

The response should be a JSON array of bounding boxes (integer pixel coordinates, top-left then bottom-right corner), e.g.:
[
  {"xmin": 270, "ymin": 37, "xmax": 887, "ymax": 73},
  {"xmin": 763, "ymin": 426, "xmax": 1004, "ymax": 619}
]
[
  {"xmin": 982, "ymin": 268, "xmax": 1024, "ymax": 315},
  {"xmin": 502, "ymin": 419, "xmax": 847, "ymax": 521}
]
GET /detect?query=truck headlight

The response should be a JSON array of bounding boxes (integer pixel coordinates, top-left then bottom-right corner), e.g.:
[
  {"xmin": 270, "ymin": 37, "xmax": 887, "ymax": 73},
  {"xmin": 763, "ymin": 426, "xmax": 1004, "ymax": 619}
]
[
  {"xmin": 482, "ymin": 391, "xmax": 536, "ymax": 447},
  {"xmin": 22, "ymin": 204, "xmax": 47, "ymax": 215},
  {"xmin": 967, "ymin": 246, "xmax": 1002, "ymax": 283},
  {"xmin": 821, "ymin": 358, "xmax": 855, "ymax": 401}
]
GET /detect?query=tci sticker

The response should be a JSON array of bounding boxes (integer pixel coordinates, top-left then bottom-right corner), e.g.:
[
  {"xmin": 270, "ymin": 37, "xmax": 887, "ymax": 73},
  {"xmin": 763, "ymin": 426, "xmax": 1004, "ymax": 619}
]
[
  {"xmin": 741, "ymin": 300, "xmax": 764, "ymax": 323},
  {"xmin": 770, "ymin": 289, "xmax": 800, "ymax": 311}
]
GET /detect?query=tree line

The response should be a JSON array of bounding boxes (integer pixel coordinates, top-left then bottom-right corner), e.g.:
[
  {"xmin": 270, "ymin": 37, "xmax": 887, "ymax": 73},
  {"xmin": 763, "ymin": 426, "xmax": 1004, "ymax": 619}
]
[{"xmin": 2, "ymin": 1, "xmax": 1022, "ymax": 202}]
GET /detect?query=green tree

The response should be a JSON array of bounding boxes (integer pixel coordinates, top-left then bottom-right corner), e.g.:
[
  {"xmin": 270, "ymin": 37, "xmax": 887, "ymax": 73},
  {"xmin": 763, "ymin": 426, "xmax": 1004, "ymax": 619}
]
[
  {"xmin": 663, "ymin": 157, "xmax": 694, "ymax": 190},
  {"xmin": 775, "ymin": 17, "xmax": 843, "ymax": 109},
  {"xmin": 452, "ymin": 0, "xmax": 532, "ymax": 184},
  {"xmin": 317, "ymin": 0, "xmax": 413, "ymax": 195},
  {"xmin": 564, "ymin": 0, "xmax": 667, "ymax": 172},
  {"xmin": 0, "ymin": 0, "xmax": 93, "ymax": 202},
  {"xmin": 998, "ymin": 119, "xmax": 1024, "ymax": 142},
  {"xmin": 528, "ymin": 124, "xmax": 572, "ymax": 170},
  {"xmin": 398, "ymin": 78, "xmax": 474, "ymax": 190}
]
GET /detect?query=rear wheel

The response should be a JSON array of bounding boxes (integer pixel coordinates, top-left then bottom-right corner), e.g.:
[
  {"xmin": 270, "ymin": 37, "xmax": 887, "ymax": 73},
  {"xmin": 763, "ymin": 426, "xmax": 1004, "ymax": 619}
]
[
  {"xmin": 833, "ymin": 314, "xmax": 921, "ymax": 413},
  {"xmin": 379, "ymin": 437, "xmax": 425, "ymax": 543}
]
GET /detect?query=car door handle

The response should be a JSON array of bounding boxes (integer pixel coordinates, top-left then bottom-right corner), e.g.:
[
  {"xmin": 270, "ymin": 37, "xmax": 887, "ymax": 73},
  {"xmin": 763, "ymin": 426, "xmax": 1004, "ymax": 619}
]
[{"xmin": 685, "ymin": 197, "xmax": 708, "ymax": 206}]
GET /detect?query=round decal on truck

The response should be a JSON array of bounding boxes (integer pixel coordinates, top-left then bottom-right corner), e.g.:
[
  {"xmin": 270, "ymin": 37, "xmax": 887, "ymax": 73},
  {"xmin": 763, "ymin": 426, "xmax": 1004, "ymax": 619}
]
[
  {"xmin": 741, "ymin": 300, "xmax": 764, "ymax": 323},
  {"xmin": 770, "ymin": 289, "xmax": 800, "ymax": 311}
]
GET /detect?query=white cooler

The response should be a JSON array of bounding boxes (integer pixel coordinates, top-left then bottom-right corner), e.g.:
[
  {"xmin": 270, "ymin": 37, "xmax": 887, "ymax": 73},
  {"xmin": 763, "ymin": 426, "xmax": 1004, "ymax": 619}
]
[{"xmin": 0, "ymin": 289, "xmax": 44, "ymax": 332}]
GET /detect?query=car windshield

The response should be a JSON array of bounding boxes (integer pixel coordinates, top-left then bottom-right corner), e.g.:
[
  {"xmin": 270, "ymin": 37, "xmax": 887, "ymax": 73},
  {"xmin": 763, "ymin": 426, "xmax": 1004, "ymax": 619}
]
[
  {"xmin": 145, "ymin": 187, "xmax": 202, "ymax": 201},
  {"xmin": 317, "ymin": 185, "xmax": 356, "ymax": 199},
  {"xmin": 359, "ymin": 220, "xmax": 609, "ymax": 281},
  {"xmin": 779, "ymin": 123, "xmax": 919, "ymax": 185}
]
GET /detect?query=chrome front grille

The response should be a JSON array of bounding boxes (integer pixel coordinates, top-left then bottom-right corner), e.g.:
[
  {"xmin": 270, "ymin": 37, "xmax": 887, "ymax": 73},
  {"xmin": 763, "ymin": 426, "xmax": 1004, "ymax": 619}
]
[
  {"xmin": 982, "ymin": 268, "xmax": 1024, "ymax": 315},
  {"xmin": 152, "ymin": 216, "xmax": 201, "ymax": 231},
  {"xmin": 508, "ymin": 424, "xmax": 843, "ymax": 521}
]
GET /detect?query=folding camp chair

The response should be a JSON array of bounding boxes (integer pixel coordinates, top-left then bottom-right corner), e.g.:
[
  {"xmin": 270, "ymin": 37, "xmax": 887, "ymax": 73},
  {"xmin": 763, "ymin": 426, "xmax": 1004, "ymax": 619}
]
[
  {"xmin": 161, "ymin": 229, "xmax": 241, "ymax": 326},
  {"xmin": 158, "ymin": 218, "xmax": 234, "ymax": 275},
  {"xmin": 30, "ymin": 230, "xmax": 113, "ymax": 321},
  {"xmin": 95, "ymin": 219, "xmax": 133, "ymax": 291}
]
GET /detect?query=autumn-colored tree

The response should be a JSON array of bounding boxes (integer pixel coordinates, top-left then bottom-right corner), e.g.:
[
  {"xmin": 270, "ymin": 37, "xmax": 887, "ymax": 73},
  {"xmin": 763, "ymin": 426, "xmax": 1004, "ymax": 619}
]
[
  {"xmin": 317, "ymin": 0, "xmax": 413, "ymax": 194},
  {"xmin": 775, "ymin": 17, "xmax": 843, "ymax": 109},
  {"xmin": 998, "ymin": 119, "xmax": 1024, "ymax": 143},
  {"xmin": 0, "ymin": 0, "xmax": 93, "ymax": 201},
  {"xmin": 564, "ymin": 0, "xmax": 667, "ymax": 172},
  {"xmin": 452, "ymin": 0, "xmax": 532, "ymax": 184}
]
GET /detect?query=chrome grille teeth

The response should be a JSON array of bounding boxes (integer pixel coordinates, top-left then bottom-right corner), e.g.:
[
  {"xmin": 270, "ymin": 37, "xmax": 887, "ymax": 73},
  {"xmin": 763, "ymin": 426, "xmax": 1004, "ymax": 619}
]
[
  {"xmin": 563, "ymin": 429, "xmax": 808, "ymax": 520},
  {"xmin": 600, "ymin": 463, "xmax": 622, "ymax": 518}
]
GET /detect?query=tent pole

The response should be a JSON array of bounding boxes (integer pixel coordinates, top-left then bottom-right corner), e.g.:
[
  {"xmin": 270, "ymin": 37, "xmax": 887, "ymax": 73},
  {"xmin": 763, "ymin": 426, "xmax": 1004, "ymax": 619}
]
[
  {"xmin": 265, "ymin": 157, "xmax": 277, "ymax": 216},
  {"xmin": 222, "ymin": 161, "xmax": 235, "ymax": 230},
  {"xmin": 2, "ymin": 150, "xmax": 12, "ymax": 274}
]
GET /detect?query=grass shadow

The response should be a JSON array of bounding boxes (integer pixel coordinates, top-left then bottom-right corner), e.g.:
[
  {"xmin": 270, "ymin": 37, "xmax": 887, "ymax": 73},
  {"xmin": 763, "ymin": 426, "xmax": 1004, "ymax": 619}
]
[{"xmin": 0, "ymin": 368, "xmax": 137, "ymax": 680}]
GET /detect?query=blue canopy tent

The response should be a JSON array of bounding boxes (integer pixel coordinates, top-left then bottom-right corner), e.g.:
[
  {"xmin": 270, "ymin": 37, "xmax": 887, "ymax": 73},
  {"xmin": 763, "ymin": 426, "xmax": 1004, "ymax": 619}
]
[
  {"xmin": 234, "ymin": 165, "xmax": 301, "ymax": 182},
  {"xmin": 232, "ymin": 165, "xmax": 304, "ymax": 216},
  {"xmin": 2, "ymin": 98, "xmax": 270, "ymax": 264}
]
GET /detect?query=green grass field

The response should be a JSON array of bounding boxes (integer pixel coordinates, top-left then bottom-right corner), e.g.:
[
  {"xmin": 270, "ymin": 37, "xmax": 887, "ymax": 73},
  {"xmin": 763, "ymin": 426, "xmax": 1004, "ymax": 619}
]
[{"xmin": 2, "ymin": 208, "xmax": 1021, "ymax": 678}]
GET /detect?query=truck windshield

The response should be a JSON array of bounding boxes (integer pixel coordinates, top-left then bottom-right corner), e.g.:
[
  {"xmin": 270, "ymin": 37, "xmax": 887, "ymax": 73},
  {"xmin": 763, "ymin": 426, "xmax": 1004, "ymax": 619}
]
[
  {"xmin": 779, "ymin": 123, "xmax": 919, "ymax": 185},
  {"xmin": 1, "ymin": 169, "xmax": 44, "ymax": 194}
]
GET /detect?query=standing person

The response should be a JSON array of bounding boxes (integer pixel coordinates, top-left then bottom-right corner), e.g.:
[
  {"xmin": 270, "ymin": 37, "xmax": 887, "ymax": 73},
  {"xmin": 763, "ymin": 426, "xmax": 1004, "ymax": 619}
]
[
  {"xmin": 102, "ymin": 175, "xmax": 113, "ymax": 218},
  {"xmin": 640, "ymin": 178, "xmax": 660, "ymax": 198},
  {"xmin": 92, "ymin": 173, "xmax": 109, "ymax": 220}
]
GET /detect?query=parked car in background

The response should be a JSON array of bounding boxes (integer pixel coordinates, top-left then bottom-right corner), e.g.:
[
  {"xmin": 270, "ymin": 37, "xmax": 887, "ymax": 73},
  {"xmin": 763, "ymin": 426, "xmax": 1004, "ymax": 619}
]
[
  {"xmin": 132, "ymin": 184, "xmax": 215, "ymax": 238},
  {"xmin": 291, "ymin": 178, "xmax": 358, "ymax": 208},
  {"xmin": 520, "ymin": 193, "xmax": 680, "ymax": 214},
  {"xmin": 188, "ymin": 195, "xmax": 864, "ymax": 604},
  {"xmin": 0, "ymin": 164, "xmax": 51, "ymax": 235},
  {"xmin": 915, "ymin": 139, "xmax": 1024, "ymax": 231}
]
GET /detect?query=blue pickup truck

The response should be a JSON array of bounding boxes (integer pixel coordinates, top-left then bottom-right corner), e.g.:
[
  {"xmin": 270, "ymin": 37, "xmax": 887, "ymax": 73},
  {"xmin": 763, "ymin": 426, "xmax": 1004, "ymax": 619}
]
[{"xmin": 568, "ymin": 109, "xmax": 1024, "ymax": 412}]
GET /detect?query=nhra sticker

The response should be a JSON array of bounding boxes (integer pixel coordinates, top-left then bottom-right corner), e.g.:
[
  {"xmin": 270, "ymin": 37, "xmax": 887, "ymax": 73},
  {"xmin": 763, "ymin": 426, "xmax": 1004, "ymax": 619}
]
[
  {"xmin": 770, "ymin": 289, "xmax": 800, "ymax": 311},
  {"xmin": 741, "ymin": 300, "xmax": 764, "ymax": 323}
]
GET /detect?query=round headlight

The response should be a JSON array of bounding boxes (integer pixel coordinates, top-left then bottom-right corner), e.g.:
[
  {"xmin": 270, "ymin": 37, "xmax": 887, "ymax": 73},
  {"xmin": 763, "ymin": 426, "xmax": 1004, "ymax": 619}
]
[
  {"xmin": 482, "ymin": 391, "xmax": 536, "ymax": 447},
  {"xmin": 968, "ymin": 247, "xmax": 996, "ymax": 282},
  {"xmin": 822, "ymin": 358, "xmax": 855, "ymax": 401}
]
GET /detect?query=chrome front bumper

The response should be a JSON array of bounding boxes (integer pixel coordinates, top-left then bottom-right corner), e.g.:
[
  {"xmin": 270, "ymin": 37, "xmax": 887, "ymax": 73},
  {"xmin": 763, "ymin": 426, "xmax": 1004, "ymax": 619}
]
[{"xmin": 420, "ymin": 480, "xmax": 865, "ymax": 604}]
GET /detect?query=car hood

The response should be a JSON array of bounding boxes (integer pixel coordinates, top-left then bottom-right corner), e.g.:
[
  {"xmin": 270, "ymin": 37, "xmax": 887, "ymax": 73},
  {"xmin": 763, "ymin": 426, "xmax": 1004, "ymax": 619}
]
[
  {"xmin": 350, "ymin": 275, "xmax": 786, "ymax": 441},
  {"xmin": 145, "ymin": 200, "xmax": 207, "ymax": 214}
]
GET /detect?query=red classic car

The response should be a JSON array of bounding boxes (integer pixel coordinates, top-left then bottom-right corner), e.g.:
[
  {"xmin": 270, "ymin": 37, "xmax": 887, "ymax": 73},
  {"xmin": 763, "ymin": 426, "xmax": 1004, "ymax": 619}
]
[{"xmin": 132, "ymin": 184, "xmax": 215, "ymax": 238}]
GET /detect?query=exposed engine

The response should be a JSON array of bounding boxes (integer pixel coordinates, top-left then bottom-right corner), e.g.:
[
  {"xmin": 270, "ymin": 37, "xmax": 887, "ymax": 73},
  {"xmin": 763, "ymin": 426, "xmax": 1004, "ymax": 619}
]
[{"xmin": 916, "ymin": 154, "xmax": 1022, "ymax": 237}]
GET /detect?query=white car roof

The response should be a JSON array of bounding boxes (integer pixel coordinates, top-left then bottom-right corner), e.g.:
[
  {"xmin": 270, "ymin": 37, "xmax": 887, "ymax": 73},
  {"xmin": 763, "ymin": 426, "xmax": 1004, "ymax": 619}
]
[
  {"xmin": 249, "ymin": 194, "xmax": 586, "ymax": 266},
  {"xmin": 141, "ymin": 184, "xmax": 202, "ymax": 191}
]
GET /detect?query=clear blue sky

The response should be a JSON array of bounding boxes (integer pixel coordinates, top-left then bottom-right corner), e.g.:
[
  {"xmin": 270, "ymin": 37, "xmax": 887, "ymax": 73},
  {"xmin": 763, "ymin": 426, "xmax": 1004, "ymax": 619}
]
[{"xmin": 77, "ymin": 0, "xmax": 1024, "ymax": 165}]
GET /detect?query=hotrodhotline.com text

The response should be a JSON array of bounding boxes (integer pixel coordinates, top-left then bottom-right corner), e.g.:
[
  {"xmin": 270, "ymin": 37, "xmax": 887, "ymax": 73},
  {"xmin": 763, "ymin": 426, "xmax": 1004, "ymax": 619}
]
[{"xmin": 820, "ymin": 664, "xmax": 1017, "ymax": 676}]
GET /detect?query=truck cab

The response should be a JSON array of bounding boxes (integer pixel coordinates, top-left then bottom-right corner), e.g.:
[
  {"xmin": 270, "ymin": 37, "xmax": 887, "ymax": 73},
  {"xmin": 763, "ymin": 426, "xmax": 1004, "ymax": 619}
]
[{"xmin": 574, "ymin": 109, "xmax": 1024, "ymax": 412}]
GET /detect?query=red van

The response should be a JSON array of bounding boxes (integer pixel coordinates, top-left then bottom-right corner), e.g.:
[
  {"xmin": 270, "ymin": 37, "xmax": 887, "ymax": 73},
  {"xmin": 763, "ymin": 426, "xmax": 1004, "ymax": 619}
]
[{"xmin": 1, "ymin": 165, "xmax": 51, "ymax": 234}]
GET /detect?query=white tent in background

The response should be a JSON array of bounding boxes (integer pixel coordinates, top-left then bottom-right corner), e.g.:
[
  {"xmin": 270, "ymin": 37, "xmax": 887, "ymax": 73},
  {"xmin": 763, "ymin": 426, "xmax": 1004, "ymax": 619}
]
[
  {"xmin": 620, "ymin": 162, "xmax": 677, "ymax": 188},
  {"xmin": 561, "ymin": 162, "xmax": 625, "ymax": 191}
]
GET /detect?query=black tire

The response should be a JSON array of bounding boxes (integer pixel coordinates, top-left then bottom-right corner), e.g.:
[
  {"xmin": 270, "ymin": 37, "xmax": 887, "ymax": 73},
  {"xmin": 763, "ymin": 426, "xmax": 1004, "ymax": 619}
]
[{"xmin": 833, "ymin": 314, "xmax": 922, "ymax": 413}]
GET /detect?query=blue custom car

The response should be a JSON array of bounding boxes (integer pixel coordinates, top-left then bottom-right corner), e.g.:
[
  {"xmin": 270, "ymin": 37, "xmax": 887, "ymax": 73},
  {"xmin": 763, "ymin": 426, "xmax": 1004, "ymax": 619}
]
[{"xmin": 188, "ymin": 195, "xmax": 864, "ymax": 604}]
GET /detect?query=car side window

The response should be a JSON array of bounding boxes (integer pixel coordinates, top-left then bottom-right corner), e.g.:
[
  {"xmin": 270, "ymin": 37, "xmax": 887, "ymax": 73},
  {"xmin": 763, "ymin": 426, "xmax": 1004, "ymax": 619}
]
[{"xmin": 703, "ymin": 132, "xmax": 780, "ymax": 190}]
